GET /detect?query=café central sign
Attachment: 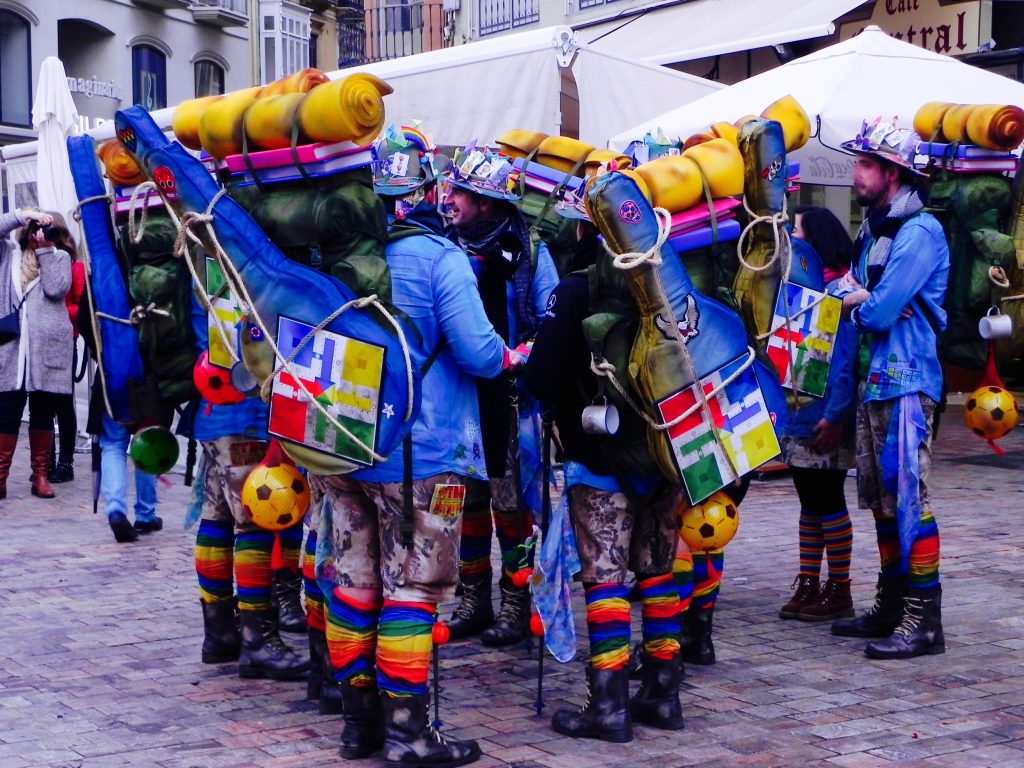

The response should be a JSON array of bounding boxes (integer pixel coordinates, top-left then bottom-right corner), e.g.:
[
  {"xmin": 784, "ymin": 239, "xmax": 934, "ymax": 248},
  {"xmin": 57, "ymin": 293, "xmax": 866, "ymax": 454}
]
[{"xmin": 839, "ymin": 0, "xmax": 984, "ymax": 55}]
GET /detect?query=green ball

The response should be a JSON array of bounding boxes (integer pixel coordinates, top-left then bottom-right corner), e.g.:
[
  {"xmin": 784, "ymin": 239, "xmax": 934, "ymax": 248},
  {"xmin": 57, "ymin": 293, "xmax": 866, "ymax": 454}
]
[{"xmin": 129, "ymin": 426, "xmax": 179, "ymax": 475}]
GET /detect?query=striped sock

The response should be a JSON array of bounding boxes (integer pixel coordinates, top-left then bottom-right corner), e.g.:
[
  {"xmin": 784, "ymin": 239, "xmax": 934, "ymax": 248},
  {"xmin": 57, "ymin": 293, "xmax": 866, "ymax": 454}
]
[
  {"xmin": 874, "ymin": 516, "xmax": 901, "ymax": 577},
  {"xmin": 303, "ymin": 529, "xmax": 325, "ymax": 631},
  {"xmin": 326, "ymin": 588, "xmax": 381, "ymax": 687},
  {"xmin": 494, "ymin": 507, "xmax": 535, "ymax": 575},
  {"xmin": 691, "ymin": 550, "xmax": 724, "ymax": 610},
  {"xmin": 798, "ymin": 510, "xmax": 825, "ymax": 578},
  {"xmin": 459, "ymin": 503, "xmax": 493, "ymax": 578},
  {"xmin": 638, "ymin": 573, "xmax": 681, "ymax": 660},
  {"xmin": 585, "ymin": 583, "xmax": 631, "ymax": 670},
  {"xmin": 276, "ymin": 521, "xmax": 303, "ymax": 574},
  {"xmin": 674, "ymin": 551, "xmax": 695, "ymax": 613},
  {"xmin": 235, "ymin": 529, "xmax": 275, "ymax": 611},
  {"xmin": 908, "ymin": 510, "xmax": 940, "ymax": 589},
  {"xmin": 821, "ymin": 509, "xmax": 853, "ymax": 582},
  {"xmin": 377, "ymin": 600, "xmax": 435, "ymax": 697},
  {"xmin": 195, "ymin": 519, "xmax": 234, "ymax": 603}
]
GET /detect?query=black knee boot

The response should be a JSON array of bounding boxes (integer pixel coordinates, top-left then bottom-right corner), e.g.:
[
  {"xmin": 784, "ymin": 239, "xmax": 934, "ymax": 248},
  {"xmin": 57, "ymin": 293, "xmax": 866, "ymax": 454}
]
[
  {"xmin": 200, "ymin": 599, "xmax": 240, "ymax": 664},
  {"xmin": 681, "ymin": 604, "xmax": 716, "ymax": 666},
  {"xmin": 338, "ymin": 680, "xmax": 384, "ymax": 759},
  {"xmin": 446, "ymin": 571, "xmax": 493, "ymax": 641},
  {"xmin": 551, "ymin": 666, "xmax": 633, "ymax": 743},
  {"xmin": 481, "ymin": 576, "xmax": 530, "ymax": 647},
  {"xmin": 865, "ymin": 585, "xmax": 945, "ymax": 659},
  {"xmin": 381, "ymin": 691, "xmax": 481, "ymax": 767},
  {"xmin": 308, "ymin": 627, "xmax": 344, "ymax": 713},
  {"xmin": 238, "ymin": 607, "xmax": 310, "ymax": 680},
  {"xmin": 630, "ymin": 653, "xmax": 684, "ymax": 730},
  {"xmin": 831, "ymin": 573, "xmax": 906, "ymax": 638},
  {"xmin": 274, "ymin": 568, "xmax": 307, "ymax": 633}
]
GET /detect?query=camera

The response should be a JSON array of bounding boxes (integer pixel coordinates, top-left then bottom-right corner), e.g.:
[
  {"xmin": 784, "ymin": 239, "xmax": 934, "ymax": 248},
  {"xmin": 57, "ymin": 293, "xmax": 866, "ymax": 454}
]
[{"xmin": 26, "ymin": 219, "xmax": 62, "ymax": 242}]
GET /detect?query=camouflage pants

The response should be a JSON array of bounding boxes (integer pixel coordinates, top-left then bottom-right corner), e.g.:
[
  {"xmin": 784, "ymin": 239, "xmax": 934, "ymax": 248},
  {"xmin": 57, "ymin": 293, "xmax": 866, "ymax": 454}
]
[
  {"xmin": 569, "ymin": 483, "xmax": 681, "ymax": 583},
  {"xmin": 855, "ymin": 393, "xmax": 936, "ymax": 518},
  {"xmin": 313, "ymin": 472, "xmax": 467, "ymax": 603},
  {"xmin": 200, "ymin": 436, "xmax": 268, "ymax": 532}
]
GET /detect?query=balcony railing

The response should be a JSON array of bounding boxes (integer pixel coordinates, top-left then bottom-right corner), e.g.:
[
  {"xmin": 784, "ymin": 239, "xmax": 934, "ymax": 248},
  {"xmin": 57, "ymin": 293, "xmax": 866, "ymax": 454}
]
[
  {"xmin": 192, "ymin": 0, "xmax": 247, "ymax": 11},
  {"xmin": 340, "ymin": 1, "xmax": 452, "ymax": 65},
  {"xmin": 478, "ymin": 0, "xmax": 539, "ymax": 36}
]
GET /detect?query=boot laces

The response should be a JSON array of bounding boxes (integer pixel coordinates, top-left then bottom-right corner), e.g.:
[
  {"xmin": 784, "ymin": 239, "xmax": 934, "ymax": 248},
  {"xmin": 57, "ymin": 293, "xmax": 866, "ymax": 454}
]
[
  {"xmin": 453, "ymin": 585, "xmax": 485, "ymax": 620},
  {"xmin": 892, "ymin": 596, "xmax": 924, "ymax": 638},
  {"xmin": 495, "ymin": 582, "xmax": 528, "ymax": 625}
]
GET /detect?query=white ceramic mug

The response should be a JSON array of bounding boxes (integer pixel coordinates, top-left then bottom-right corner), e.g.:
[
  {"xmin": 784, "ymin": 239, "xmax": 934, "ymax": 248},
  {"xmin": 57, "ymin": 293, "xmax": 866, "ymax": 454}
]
[
  {"xmin": 581, "ymin": 403, "xmax": 620, "ymax": 436},
  {"xmin": 979, "ymin": 309, "xmax": 1013, "ymax": 340}
]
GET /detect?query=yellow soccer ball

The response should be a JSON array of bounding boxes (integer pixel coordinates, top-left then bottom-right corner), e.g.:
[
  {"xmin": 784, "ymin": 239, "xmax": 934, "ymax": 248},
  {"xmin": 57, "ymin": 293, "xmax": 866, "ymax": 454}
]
[
  {"xmin": 964, "ymin": 385, "xmax": 1019, "ymax": 441},
  {"xmin": 242, "ymin": 461, "xmax": 310, "ymax": 531},
  {"xmin": 679, "ymin": 492, "xmax": 740, "ymax": 552}
]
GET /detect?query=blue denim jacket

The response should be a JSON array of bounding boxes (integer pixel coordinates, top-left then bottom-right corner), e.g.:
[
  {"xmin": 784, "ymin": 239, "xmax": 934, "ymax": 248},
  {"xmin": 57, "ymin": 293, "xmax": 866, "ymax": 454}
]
[
  {"xmin": 850, "ymin": 213, "xmax": 949, "ymax": 403},
  {"xmin": 351, "ymin": 231, "xmax": 507, "ymax": 483}
]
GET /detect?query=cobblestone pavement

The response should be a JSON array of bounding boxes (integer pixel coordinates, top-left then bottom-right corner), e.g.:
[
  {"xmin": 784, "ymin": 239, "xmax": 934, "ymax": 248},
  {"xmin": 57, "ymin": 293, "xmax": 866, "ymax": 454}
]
[{"xmin": 2, "ymin": 405, "xmax": 1024, "ymax": 767}]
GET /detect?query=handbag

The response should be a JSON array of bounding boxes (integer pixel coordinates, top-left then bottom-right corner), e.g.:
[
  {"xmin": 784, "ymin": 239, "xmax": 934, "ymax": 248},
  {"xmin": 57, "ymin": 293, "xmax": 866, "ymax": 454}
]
[{"xmin": 0, "ymin": 285, "xmax": 35, "ymax": 345}]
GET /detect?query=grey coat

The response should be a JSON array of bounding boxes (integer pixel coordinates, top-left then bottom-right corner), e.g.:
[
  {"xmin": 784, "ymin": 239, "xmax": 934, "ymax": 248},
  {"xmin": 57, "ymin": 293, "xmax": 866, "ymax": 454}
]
[{"xmin": 0, "ymin": 211, "xmax": 73, "ymax": 395}]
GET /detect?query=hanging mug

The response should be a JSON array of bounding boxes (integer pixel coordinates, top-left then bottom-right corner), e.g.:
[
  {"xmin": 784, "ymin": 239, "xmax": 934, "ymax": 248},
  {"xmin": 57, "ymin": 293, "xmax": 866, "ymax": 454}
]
[
  {"xmin": 979, "ymin": 307, "xmax": 1013, "ymax": 340},
  {"xmin": 581, "ymin": 400, "xmax": 620, "ymax": 436}
]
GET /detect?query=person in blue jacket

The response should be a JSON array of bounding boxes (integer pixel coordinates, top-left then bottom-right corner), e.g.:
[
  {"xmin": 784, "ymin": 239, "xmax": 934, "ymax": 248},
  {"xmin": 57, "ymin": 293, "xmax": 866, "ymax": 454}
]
[
  {"xmin": 188, "ymin": 292, "xmax": 309, "ymax": 682},
  {"xmin": 440, "ymin": 146, "xmax": 559, "ymax": 647},
  {"xmin": 312, "ymin": 168, "xmax": 523, "ymax": 765},
  {"xmin": 833, "ymin": 120, "xmax": 950, "ymax": 660},
  {"xmin": 778, "ymin": 207, "xmax": 859, "ymax": 623}
]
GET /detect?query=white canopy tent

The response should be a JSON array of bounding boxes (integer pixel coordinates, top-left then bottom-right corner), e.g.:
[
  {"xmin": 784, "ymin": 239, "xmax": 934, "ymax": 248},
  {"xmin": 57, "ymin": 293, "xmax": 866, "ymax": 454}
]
[
  {"xmin": 609, "ymin": 26, "xmax": 1024, "ymax": 186},
  {"xmin": 1, "ymin": 28, "xmax": 720, "ymax": 210},
  {"xmin": 330, "ymin": 25, "xmax": 723, "ymax": 147}
]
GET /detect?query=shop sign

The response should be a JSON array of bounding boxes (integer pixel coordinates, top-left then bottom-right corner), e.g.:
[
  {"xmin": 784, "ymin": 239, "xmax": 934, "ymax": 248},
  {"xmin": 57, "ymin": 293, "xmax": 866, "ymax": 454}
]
[
  {"xmin": 839, "ymin": 0, "xmax": 983, "ymax": 55},
  {"xmin": 66, "ymin": 76, "xmax": 125, "ymax": 101}
]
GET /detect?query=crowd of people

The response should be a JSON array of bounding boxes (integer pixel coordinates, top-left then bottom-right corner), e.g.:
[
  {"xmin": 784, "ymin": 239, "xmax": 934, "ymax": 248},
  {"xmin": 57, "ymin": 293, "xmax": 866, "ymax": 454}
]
[{"xmin": 0, "ymin": 116, "xmax": 950, "ymax": 767}]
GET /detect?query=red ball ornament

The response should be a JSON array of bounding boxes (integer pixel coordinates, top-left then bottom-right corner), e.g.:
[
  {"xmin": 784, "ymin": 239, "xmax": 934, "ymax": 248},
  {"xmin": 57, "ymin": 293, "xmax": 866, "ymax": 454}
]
[
  {"xmin": 193, "ymin": 350, "xmax": 246, "ymax": 406},
  {"xmin": 510, "ymin": 567, "xmax": 533, "ymax": 589},
  {"xmin": 432, "ymin": 621, "xmax": 450, "ymax": 645},
  {"xmin": 529, "ymin": 612, "xmax": 544, "ymax": 637}
]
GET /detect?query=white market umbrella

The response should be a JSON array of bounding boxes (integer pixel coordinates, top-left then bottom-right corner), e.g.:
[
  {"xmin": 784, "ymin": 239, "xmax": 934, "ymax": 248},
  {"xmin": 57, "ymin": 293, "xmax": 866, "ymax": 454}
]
[
  {"xmin": 32, "ymin": 56, "xmax": 81, "ymax": 243},
  {"xmin": 609, "ymin": 26, "xmax": 1024, "ymax": 187}
]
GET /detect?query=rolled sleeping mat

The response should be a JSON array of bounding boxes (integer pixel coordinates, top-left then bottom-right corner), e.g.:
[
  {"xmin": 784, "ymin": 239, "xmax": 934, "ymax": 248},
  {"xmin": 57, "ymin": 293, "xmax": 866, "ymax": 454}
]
[
  {"xmin": 260, "ymin": 67, "xmax": 330, "ymax": 97},
  {"xmin": 297, "ymin": 73, "xmax": 393, "ymax": 145},
  {"xmin": 495, "ymin": 129, "xmax": 549, "ymax": 162},
  {"xmin": 173, "ymin": 95, "xmax": 224, "ymax": 151},
  {"xmin": 760, "ymin": 95, "xmax": 811, "ymax": 154},
  {"xmin": 67, "ymin": 134, "xmax": 145, "ymax": 424},
  {"xmin": 199, "ymin": 91, "xmax": 261, "ymax": 159},
  {"xmin": 243, "ymin": 93, "xmax": 308, "ymax": 151},
  {"xmin": 535, "ymin": 135, "xmax": 595, "ymax": 175},
  {"xmin": 98, "ymin": 137, "xmax": 145, "ymax": 187},
  {"xmin": 682, "ymin": 138, "xmax": 744, "ymax": 198}
]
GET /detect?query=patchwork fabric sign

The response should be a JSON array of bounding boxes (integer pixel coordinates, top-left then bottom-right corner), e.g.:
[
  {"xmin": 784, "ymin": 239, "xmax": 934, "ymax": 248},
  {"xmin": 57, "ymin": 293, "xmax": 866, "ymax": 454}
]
[
  {"xmin": 658, "ymin": 354, "xmax": 781, "ymax": 503},
  {"xmin": 765, "ymin": 282, "xmax": 841, "ymax": 398},
  {"xmin": 206, "ymin": 257, "xmax": 243, "ymax": 369},
  {"xmin": 268, "ymin": 316, "xmax": 385, "ymax": 466}
]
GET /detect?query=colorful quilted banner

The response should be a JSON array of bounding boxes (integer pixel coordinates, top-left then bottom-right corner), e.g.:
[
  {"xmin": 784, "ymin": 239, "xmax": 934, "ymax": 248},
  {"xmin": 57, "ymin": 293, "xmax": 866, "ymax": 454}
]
[
  {"xmin": 765, "ymin": 282, "xmax": 841, "ymax": 398},
  {"xmin": 657, "ymin": 354, "xmax": 781, "ymax": 503},
  {"xmin": 206, "ymin": 257, "xmax": 243, "ymax": 369},
  {"xmin": 268, "ymin": 316, "xmax": 385, "ymax": 466}
]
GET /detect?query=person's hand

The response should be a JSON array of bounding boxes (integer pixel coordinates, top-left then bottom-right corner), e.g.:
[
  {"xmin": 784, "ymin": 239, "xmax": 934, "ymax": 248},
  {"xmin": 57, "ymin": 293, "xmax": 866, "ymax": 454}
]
[
  {"xmin": 837, "ymin": 272, "xmax": 862, "ymax": 292},
  {"xmin": 811, "ymin": 418, "xmax": 842, "ymax": 453},
  {"xmin": 841, "ymin": 288, "xmax": 871, "ymax": 319},
  {"xmin": 20, "ymin": 210, "xmax": 52, "ymax": 228},
  {"xmin": 506, "ymin": 349, "xmax": 527, "ymax": 375}
]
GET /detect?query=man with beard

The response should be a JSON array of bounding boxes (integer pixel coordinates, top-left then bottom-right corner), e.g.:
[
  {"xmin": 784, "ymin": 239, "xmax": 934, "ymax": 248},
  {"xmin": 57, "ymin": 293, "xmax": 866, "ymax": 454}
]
[
  {"xmin": 441, "ymin": 148, "xmax": 559, "ymax": 647},
  {"xmin": 833, "ymin": 120, "xmax": 949, "ymax": 660}
]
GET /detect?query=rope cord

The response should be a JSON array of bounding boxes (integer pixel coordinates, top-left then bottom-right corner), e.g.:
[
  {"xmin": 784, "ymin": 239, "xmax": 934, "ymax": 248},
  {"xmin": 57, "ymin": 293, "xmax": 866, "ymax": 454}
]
[
  {"xmin": 990, "ymin": 266, "xmax": 1024, "ymax": 303},
  {"xmin": 597, "ymin": 205, "xmax": 738, "ymax": 478},
  {"xmin": 171, "ymin": 191, "xmax": 416, "ymax": 465}
]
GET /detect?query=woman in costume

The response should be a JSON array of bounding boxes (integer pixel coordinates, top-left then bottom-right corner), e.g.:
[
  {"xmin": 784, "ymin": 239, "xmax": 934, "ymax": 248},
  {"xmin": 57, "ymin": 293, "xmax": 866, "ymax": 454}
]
[
  {"xmin": 778, "ymin": 206, "xmax": 859, "ymax": 621},
  {"xmin": 0, "ymin": 210, "xmax": 72, "ymax": 500}
]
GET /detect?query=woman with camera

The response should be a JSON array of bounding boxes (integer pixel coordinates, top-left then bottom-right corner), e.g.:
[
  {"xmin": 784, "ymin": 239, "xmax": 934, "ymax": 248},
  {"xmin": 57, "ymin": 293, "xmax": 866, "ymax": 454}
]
[{"xmin": 0, "ymin": 209, "xmax": 73, "ymax": 500}]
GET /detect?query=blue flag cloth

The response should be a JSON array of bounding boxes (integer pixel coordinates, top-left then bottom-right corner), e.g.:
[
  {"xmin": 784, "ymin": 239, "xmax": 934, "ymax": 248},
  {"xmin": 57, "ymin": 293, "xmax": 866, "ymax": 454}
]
[
  {"xmin": 880, "ymin": 394, "xmax": 928, "ymax": 573},
  {"xmin": 517, "ymin": 398, "xmax": 545, "ymax": 522},
  {"xmin": 183, "ymin": 453, "xmax": 207, "ymax": 530},
  {"xmin": 533, "ymin": 463, "xmax": 624, "ymax": 662},
  {"xmin": 314, "ymin": 495, "xmax": 340, "ymax": 599}
]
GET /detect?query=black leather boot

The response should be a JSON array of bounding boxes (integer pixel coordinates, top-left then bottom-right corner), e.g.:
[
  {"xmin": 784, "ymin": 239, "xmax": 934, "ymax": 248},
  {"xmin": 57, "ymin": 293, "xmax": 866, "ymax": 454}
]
[
  {"xmin": 201, "ymin": 599, "xmax": 240, "ymax": 664},
  {"xmin": 481, "ymin": 576, "xmax": 530, "ymax": 647},
  {"xmin": 338, "ymin": 680, "xmax": 385, "ymax": 759},
  {"xmin": 551, "ymin": 666, "xmax": 633, "ymax": 743},
  {"xmin": 446, "ymin": 571, "xmax": 493, "ymax": 641},
  {"xmin": 307, "ymin": 628, "xmax": 345, "ymax": 714},
  {"xmin": 238, "ymin": 607, "xmax": 310, "ymax": 680},
  {"xmin": 681, "ymin": 605, "xmax": 715, "ymax": 666},
  {"xmin": 630, "ymin": 653, "xmax": 684, "ymax": 730},
  {"xmin": 865, "ymin": 585, "xmax": 945, "ymax": 659},
  {"xmin": 381, "ymin": 691, "xmax": 482, "ymax": 767},
  {"xmin": 629, "ymin": 642, "xmax": 685, "ymax": 682},
  {"xmin": 832, "ymin": 573, "xmax": 906, "ymax": 638},
  {"xmin": 49, "ymin": 457, "xmax": 75, "ymax": 484},
  {"xmin": 274, "ymin": 568, "xmax": 307, "ymax": 633}
]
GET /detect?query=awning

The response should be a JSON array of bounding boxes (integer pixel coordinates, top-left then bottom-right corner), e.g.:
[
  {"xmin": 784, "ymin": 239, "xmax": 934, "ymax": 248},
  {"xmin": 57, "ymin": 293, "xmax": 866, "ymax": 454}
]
[{"xmin": 579, "ymin": 0, "xmax": 868, "ymax": 66}]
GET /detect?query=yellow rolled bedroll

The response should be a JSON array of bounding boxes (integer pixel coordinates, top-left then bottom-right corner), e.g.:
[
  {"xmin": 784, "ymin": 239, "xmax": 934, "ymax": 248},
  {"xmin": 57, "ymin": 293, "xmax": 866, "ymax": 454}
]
[
  {"xmin": 98, "ymin": 138, "xmax": 146, "ymax": 186},
  {"xmin": 915, "ymin": 101, "xmax": 1024, "ymax": 151},
  {"xmin": 243, "ymin": 93, "xmax": 307, "ymax": 151},
  {"xmin": 297, "ymin": 73, "xmax": 393, "ymax": 145}
]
